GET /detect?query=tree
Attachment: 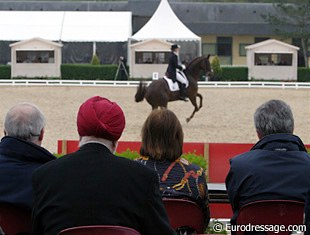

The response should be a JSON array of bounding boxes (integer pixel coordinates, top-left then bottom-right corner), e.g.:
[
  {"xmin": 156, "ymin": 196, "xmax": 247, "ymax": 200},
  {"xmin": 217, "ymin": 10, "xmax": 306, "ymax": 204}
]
[
  {"xmin": 262, "ymin": 1, "xmax": 310, "ymax": 67},
  {"xmin": 211, "ymin": 55, "xmax": 222, "ymax": 81},
  {"xmin": 90, "ymin": 54, "xmax": 100, "ymax": 65}
]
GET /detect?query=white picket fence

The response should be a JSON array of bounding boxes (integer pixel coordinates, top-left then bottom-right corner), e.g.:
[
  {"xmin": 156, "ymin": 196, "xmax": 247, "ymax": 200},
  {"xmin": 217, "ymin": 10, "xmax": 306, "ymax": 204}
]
[{"xmin": 0, "ymin": 79, "xmax": 309, "ymax": 89}]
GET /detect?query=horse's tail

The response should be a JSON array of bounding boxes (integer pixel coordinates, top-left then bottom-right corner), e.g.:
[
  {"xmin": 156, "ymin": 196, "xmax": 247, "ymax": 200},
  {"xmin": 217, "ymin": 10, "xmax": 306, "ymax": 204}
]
[{"xmin": 135, "ymin": 81, "xmax": 147, "ymax": 103}]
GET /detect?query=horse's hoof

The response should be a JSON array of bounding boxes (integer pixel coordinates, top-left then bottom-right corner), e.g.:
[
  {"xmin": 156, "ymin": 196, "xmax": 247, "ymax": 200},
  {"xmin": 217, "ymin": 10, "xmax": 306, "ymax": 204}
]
[{"xmin": 179, "ymin": 97, "xmax": 188, "ymax": 102}]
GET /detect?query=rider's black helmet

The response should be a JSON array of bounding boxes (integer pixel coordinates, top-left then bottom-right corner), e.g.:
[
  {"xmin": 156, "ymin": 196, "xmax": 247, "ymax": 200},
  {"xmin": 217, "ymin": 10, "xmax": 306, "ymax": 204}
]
[{"xmin": 171, "ymin": 44, "xmax": 180, "ymax": 51}]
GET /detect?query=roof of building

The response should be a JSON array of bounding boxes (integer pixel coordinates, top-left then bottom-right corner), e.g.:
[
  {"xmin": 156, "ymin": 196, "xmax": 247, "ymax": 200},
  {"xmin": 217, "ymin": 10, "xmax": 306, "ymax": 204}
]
[
  {"xmin": 0, "ymin": 1, "xmax": 283, "ymax": 36},
  {"xmin": 0, "ymin": 11, "xmax": 132, "ymax": 42},
  {"xmin": 245, "ymin": 39, "xmax": 299, "ymax": 51},
  {"xmin": 9, "ymin": 37, "xmax": 63, "ymax": 47}
]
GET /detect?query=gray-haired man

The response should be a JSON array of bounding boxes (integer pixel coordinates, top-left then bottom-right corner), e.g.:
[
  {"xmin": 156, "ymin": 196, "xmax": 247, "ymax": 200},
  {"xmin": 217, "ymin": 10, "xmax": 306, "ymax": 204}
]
[
  {"xmin": 226, "ymin": 99, "xmax": 310, "ymax": 224},
  {"xmin": 0, "ymin": 102, "xmax": 56, "ymax": 210}
]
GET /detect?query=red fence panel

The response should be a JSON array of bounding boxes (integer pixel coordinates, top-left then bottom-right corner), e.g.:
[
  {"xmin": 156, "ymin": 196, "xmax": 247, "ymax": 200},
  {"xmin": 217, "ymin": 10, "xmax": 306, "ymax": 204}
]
[{"xmin": 208, "ymin": 143, "xmax": 253, "ymax": 183}]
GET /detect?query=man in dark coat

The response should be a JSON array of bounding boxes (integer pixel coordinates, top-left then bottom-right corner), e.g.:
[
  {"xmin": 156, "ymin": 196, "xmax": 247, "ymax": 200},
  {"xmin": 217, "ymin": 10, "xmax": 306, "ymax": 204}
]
[
  {"xmin": 32, "ymin": 96, "xmax": 176, "ymax": 235},
  {"xmin": 226, "ymin": 99, "xmax": 310, "ymax": 224},
  {"xmin": 0, "ymin": 103, "xmax": 56, "ymax": 210},
  {"xmin": 166, "ymin": 44, "xmax": 188, "ymax": 101}
]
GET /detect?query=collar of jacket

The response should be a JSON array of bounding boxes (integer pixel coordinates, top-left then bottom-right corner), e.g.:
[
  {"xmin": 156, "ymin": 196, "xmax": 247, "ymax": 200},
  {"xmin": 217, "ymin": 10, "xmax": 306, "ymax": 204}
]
[
  {"xmin": 78, "ymin": 142, "xmax": 113, "ymax": 154},
  {"xmin": 251, "ymin": 133, "xmax": 307, "ymax": 152},
  {"xmin": 0, "ymin": 136, "xmax": 56, "ymax": 163}
]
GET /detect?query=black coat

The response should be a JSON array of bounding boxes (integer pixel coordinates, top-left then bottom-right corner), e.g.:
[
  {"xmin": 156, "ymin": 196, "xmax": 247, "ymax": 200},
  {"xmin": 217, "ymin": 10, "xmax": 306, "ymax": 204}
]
[
  {"xmin": 166, "ymin": 52, "xmax": 183, "ymax": 82},
  {"xmin": 226, "ymin": 134, "xmax": 310, "ymax": 223},
  {"xmin": 32, "ymin": 143, "xmax": 175, "ymax": 235},
  {"xmin": 0, "ymin": 136, "xmax": 56, "ymax": 210}
]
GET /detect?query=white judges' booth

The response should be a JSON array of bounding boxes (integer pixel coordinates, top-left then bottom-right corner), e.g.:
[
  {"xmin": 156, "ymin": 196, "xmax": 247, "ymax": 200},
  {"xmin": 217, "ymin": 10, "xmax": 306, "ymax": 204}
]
[
  {"xmin": 246, "ymin": 39, "xmax": 299, "ymax": 81},
  {"xmin": 10, "ymin": 37, "xmax": 63, "ymax": 78},
  {"xmin": 129, "ymin": 39, "xmax": 171, "ymax": 79}
]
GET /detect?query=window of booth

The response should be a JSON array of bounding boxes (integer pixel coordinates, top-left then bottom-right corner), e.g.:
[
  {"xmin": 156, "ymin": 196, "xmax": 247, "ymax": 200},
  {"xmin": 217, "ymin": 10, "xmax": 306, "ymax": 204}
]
[
  {"xmin": 254, "ymin": 53, "xmax": 293, "ymax": 66},
  {"xmin": 16, "ymin": 50, "xmax": 55, "ymax": 63},
  {"xmin": 135, "ymin": 51, "xmax": 170, "ymax": 64}
]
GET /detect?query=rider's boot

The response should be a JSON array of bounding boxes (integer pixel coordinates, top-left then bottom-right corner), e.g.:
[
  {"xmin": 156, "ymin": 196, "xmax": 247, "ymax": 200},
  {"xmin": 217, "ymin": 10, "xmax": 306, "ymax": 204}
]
[{"xmin": 179, "ymin": 84, "xmax": 188, "ymax": 102}]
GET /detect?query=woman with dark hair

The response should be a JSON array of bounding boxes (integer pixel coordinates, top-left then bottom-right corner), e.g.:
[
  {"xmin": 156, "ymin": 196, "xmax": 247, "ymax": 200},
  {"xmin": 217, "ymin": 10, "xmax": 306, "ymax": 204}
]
[{"xmin": 136, "ymin": 108, "xmax": 210, "ymax": 231}]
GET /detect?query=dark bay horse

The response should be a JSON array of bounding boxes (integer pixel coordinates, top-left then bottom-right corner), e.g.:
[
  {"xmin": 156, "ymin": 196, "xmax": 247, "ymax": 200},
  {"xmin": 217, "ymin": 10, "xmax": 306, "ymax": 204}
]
[{"xmin": 135, "ymin": 55, "xmax": 212, "ymax": 122}]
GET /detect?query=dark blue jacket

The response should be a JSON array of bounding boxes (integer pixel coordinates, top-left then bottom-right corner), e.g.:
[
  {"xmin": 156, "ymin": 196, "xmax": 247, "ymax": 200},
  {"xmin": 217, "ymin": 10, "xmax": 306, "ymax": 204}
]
[
  {"xmin": 0, "ymin": 136, "xmax": 56, "ymax": 209},
  {"xmin": 225, "ymin": 134, "xmax": 310, "ymax": 222},
  {"xmin": 166, "ymin": 52, "xmax": 183, "ymax": 82}
]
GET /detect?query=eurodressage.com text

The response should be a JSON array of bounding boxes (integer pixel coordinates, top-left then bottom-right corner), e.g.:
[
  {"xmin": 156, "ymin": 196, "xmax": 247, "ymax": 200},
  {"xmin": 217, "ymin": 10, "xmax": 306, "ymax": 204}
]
[{"xmin": 226, "ymin": 224, "xmax": 306, "ymax": 233}]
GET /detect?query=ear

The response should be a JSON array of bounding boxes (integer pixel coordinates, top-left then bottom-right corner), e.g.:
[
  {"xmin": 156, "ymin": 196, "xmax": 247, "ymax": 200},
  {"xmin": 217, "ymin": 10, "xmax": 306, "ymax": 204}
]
[
  {"xmin": 112, "ymin": 141, "xmax": 118, "ymax": 153},
  {"xmin": 38, "ymin": 129, "xmax": 44, "ymax": 141},
  {"xmin": 256, "ymin": 130, "xmax": 263, "ymax": 140}
]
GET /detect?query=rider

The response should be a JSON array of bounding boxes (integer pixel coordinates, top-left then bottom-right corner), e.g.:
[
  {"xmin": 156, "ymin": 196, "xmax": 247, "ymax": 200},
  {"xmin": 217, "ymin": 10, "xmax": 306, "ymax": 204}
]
[{"xmin": 166, "ymin": 44, "xmax": 188, "ymax": 101}]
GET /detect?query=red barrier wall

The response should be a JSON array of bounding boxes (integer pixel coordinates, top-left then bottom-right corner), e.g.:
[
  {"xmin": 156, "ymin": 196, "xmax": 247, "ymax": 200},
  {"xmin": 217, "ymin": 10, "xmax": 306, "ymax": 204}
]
[
  {"xmin": 208, "ymin": 143, "xmax": 253, "ymax": 183},
  {"xmin": 57, "ymin": 140, "xmax": 309, "ymax": 219},
  {"xmin": 58, "ymin": 140, "xmax": 310, "ymax": 183}
]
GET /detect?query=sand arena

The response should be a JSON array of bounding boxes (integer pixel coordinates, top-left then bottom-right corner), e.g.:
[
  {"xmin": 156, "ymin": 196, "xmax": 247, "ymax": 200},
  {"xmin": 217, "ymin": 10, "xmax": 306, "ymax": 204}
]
[{"xmin": 0, "ymin": 86, "xmax": 309, "ymax": 153}]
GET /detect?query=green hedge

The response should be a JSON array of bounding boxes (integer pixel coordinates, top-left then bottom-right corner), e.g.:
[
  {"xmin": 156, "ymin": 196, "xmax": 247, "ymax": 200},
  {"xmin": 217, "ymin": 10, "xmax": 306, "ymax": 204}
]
[
  {"xmin": 61, "ymin": 64, "xmax": 119, "ymax": 80},
  {"xmin": 221, "ymin": 67, "xmax": 248, "ymax": 81},
  {"xmin": 297, "ymin": 68, "xmax": 310, "ymax": 82},
  {"xmin": 1, "ymin": 63, "xmax": 309, "ymax": 81},
  {"xmin": 0, "ymin": 65, "xmax": 11, "ymax": 79},
  {"xmin": 56, "ymin": 149, "xmax": 207, "ymax": 170},
  {"xmin": 214, "ymin": 67, "xmax": 310, "ymax": 82}
]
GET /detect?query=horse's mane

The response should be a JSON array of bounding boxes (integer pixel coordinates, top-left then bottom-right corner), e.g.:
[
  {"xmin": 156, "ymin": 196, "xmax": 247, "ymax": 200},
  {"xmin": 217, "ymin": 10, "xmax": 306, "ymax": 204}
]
[{"xmin": 186, "ymin": 56, "xmax": 204, "ymax": 68}]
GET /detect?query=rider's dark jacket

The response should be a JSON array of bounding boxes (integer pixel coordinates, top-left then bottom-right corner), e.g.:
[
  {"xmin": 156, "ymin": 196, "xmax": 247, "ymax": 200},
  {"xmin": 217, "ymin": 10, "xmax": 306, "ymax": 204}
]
[{"xmin": 166, "ymin": 52, "xmax": 182, "ymax": 82}]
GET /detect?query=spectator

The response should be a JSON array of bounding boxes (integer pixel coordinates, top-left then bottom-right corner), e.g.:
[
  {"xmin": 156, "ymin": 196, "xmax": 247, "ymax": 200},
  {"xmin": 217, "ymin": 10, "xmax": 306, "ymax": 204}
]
[
  {"xmin": 305, "ymin": 190, "xmax": 310, "ymax": 235},
  {"xmin": 32, "ymin": 96, "xmax": 175, "ymax": 235},
  {"xmin": 226, "ymin": 99, "xmax": 310, "ymax": 224},
  {"xmin": 0, "ymin": 102, "xmax": 56, "ymax": 210},
  {"xmin": 136, "ymin": 107, "xmax": 210, "ymax": 233}
]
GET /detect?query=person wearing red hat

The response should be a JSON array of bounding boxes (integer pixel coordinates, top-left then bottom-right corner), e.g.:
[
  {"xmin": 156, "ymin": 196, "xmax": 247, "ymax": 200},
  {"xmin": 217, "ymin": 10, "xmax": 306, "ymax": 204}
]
[
  {"xmin": 166, "ymin": 44, "xmax": 188, "ymax": 101},
  {"xmin": 31, "ymin": 96, "xmax": 176, "ymax": 235}
]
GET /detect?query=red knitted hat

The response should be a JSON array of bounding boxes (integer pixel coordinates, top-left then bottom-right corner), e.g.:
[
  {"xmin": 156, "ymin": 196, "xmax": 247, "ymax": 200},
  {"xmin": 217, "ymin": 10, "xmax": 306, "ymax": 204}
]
[{"xmin": 77, "ymin": 96, "xmax": 125, "ymax": 141}]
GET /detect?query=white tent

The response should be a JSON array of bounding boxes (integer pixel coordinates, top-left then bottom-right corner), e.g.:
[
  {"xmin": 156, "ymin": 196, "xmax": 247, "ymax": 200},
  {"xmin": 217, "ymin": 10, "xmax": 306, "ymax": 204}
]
[
  {"xmin": 130, "ymin": 0, "xmax": 200, "ymax": 41},
  {"xmin": 0, "ymin": 11, "xmax": 132, "ymax": 42},
  {"xmin": 129, "ymin": 0, "xmax": 201, "ymax": 78}
]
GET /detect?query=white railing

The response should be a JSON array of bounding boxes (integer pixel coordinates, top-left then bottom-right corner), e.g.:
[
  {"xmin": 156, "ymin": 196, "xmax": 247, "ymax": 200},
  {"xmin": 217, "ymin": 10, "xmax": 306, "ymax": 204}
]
[
  {"xmin": 0, "ymin": 79, "xmax": 309, "ymax": 89},
  {"xmin": 198, "ymin": 81, "xmax": 310, "ymax": 89}
]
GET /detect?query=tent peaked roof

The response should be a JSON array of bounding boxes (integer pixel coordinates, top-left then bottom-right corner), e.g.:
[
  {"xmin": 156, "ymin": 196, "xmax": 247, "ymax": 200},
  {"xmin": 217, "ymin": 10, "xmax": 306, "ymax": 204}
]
[{"xmin": 131, "ymin": 0, "xmax": 200, "ymax": 41}]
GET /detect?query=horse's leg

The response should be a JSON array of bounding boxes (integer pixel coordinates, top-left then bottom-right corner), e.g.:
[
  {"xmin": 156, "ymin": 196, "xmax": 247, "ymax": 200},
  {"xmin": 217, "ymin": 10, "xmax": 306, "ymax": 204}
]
[
  {"xmin": 186, "ymin": 95, "xmax": 199, "ymax": 123},
  {"xmin": 197, "ymin": 93, "xmax": 203, "ymax": 110}
]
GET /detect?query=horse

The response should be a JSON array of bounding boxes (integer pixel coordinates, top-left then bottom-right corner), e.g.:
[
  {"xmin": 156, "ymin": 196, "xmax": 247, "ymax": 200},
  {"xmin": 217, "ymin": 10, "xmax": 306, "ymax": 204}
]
[{"xmin": 135, "ymin": 55, "xmax": 212, "ymax": 123}]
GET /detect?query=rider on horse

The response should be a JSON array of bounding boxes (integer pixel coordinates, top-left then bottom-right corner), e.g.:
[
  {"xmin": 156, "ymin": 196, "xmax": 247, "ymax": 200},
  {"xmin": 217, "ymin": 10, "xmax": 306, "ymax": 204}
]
[{"xmin": 166, "ymin": 44, "xmax": 188, "ymax": 101}]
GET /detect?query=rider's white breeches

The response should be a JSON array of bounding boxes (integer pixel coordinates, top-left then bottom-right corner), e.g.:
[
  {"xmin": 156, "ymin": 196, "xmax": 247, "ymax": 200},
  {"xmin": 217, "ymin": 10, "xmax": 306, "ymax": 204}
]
[{"xmin": 176, "ymin": 71, "xmax": 188, "ymax": 86}]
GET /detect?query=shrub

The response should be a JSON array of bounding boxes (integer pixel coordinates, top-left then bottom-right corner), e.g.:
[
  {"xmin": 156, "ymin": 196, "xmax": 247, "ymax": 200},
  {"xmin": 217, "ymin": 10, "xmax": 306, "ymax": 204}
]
[
  {"xmin": 115, "ymin": 149, "xmax": 207, "ymax": 170},
  {"xmin": 206, "ymin": 219, "xmax": 227, "ymax": 234},
  {"xmin": 221, "ymin": 67, "xmax": 248, "ymax": 81},
  {"xmin": 211, "ymin": 56, "xmax": 223, "ymax": 81},
  {"xmin": 90, "ymin": 54, "xmax": 100, "ymax": 65},
  {"xmin": 297, "ymin": 68, "xmax": 310, "ymax": 82},
  {"xmin": 115, "ymin": 149, "xmax": 141, "ymax": 160},
  {"xmin": 61, "ymin": 64, "xmax": 118, "ymax": 80},
  {"xmin": 0, "ymin": 65, "xmax": 11, "ymax": 79}
]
